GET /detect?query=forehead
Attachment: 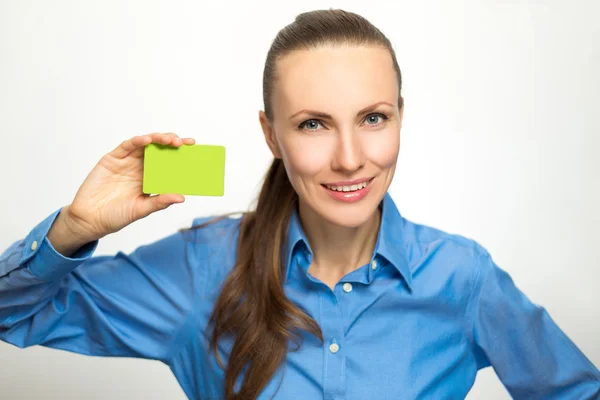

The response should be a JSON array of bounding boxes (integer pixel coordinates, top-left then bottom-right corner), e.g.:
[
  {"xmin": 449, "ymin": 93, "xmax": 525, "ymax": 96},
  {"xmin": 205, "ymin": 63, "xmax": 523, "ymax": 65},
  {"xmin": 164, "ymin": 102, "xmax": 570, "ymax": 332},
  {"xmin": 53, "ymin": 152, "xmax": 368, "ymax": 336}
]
[{"xmin": 273, "ymin": 45, "xmax": 398, "ymax": 113}]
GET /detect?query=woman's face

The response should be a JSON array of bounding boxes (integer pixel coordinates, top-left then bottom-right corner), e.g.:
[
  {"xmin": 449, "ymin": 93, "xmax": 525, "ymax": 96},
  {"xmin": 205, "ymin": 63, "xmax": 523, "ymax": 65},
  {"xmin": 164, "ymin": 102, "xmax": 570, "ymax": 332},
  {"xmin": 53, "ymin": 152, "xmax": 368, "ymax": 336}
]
[{"xmin": 259, "ymin": 45, "xmax": 403, "ymax": 228}]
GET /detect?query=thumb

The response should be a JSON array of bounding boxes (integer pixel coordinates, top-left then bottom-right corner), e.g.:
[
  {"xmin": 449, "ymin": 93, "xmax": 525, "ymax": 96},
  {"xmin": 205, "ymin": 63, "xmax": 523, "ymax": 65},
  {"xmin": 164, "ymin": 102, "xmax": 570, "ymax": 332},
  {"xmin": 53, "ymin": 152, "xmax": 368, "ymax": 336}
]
[{"xmin": 137, "ymin": 193, "xmax": 185, "ymax": 218}]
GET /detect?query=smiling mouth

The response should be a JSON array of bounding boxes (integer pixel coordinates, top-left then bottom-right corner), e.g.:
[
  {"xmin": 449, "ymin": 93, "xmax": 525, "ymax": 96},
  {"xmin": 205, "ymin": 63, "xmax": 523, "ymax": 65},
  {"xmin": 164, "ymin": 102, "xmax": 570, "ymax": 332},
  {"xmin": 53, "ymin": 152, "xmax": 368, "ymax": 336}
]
[{"xmin": 322, "ymin": 178, "xmax": 374, "ymax": 192}]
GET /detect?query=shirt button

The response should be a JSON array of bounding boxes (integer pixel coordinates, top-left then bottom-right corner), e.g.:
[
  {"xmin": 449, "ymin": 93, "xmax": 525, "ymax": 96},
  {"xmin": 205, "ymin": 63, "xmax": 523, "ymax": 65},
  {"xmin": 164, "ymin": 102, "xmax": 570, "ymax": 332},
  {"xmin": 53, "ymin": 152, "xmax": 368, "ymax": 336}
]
[
  {"xmin": 342, "ymin": 282, "xmax": 353, "ymax": 293},
  {"xmin": 371, "ymin": 260, "xmax": 378, "ymax": 270},
  {"xmin": 329, "ymin": 343, "xmax": 339, "ymax": 354},
  {"xmin": 31, "ymin": 240, "xmax": 38, "ymax": 251}
]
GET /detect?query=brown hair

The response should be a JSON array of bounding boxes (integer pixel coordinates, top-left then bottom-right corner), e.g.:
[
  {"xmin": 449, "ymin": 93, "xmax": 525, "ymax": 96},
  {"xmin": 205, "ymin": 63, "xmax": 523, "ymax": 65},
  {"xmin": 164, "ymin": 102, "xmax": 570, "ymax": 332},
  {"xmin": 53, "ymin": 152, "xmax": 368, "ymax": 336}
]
[{"xmin": 187, "ymin": 8, "xmax": 403, "ymax": 399}]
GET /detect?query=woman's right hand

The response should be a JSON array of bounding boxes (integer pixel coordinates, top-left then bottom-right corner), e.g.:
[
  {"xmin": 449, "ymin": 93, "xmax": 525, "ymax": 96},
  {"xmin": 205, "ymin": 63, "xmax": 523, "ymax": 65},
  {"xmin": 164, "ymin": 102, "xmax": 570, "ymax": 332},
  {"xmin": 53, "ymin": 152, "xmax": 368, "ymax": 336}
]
[{"xmin": 63, "ymin": 132, "xmax": 195, "ymax": 243}]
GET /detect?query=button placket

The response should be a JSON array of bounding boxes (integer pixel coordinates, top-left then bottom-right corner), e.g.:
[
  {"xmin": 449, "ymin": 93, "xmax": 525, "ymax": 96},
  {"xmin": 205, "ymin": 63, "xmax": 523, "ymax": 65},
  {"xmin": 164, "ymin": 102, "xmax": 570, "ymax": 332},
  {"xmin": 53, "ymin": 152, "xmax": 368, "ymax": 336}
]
[{"xmin": 320, "ymin": 291, "xmax": 345, "ymax": 398}]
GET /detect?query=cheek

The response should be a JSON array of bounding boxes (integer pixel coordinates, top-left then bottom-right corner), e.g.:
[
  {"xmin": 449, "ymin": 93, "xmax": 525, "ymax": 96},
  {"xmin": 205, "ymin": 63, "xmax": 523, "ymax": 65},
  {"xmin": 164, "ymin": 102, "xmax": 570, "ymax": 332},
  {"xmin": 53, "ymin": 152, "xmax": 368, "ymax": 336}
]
[
  {"xmin": 280, "ymin": 136, "xmax": 333, "ymax": 178},
  {"xmin": 362, "ymin": 130, "xmax": 400, "ymax": 167}
]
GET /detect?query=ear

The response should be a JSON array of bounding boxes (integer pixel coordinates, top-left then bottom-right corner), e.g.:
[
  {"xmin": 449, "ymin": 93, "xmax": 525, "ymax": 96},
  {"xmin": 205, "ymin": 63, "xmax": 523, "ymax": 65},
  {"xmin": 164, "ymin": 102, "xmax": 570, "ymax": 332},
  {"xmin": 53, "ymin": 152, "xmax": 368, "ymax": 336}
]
[
  {"xmin": 258, "ymin": 110, "xmax": 281, "ymax": 159},
  {"xmin": 398, "ymin": 97, "xmax": 405, "ymax": 129}
]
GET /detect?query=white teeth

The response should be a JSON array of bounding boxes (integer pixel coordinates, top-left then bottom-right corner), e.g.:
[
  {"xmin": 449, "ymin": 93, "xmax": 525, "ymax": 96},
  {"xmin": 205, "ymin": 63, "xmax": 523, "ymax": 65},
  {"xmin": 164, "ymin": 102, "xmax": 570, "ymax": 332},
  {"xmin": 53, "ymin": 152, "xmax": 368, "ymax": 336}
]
[{"xmin": 325, "ymin": 180, "xmax": 369, "ymax": 192}]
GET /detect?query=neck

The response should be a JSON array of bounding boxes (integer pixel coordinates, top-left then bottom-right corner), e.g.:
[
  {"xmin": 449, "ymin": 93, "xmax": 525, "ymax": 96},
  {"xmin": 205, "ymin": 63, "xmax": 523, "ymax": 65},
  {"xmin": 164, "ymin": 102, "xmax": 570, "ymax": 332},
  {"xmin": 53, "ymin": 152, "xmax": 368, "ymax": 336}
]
[{"xmin": 298, "ymin": 200, "xmax": 381, "ymax": 283}]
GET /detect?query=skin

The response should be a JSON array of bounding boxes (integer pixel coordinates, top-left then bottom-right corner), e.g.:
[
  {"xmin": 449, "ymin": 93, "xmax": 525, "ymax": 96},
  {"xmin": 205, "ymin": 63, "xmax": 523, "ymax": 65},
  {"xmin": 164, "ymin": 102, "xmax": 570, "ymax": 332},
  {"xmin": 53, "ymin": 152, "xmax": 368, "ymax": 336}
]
[{"xmin": 259, "ymin": 45, "xmax": 405, "ymax": 289}]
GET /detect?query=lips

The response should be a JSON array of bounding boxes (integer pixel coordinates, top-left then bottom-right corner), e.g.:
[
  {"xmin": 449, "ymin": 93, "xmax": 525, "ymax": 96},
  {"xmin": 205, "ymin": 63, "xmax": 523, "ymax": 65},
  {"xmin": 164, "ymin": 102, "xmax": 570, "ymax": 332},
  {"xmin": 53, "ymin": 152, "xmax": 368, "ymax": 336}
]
[
  {"xmin": 323, "ymin": 178, "xmax": 373, "ymax": 192},
  {"xmin": 321, "ymin": 177, "xmax": 374, "ymax": 203}
]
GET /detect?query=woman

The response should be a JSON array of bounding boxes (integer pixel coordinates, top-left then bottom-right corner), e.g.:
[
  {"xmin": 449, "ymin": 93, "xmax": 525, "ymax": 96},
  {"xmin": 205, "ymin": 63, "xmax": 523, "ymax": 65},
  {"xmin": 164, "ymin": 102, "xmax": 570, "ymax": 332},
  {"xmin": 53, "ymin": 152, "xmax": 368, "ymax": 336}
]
[{"xmin": 1, "ymin": 8, "xmax": 598, "ymax": 400}]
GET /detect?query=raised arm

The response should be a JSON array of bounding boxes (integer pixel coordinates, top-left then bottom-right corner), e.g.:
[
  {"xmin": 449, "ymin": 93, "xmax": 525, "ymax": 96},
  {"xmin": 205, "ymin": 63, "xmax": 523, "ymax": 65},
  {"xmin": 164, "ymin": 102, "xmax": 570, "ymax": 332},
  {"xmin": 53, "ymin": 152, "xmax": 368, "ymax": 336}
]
[
  {"xmin": 1, "ymin": 132, "xmax": 201, "ymax": 364},
  {"xmin": 0, "ymin": 208, "xmax": 199, "ymax": 363}
]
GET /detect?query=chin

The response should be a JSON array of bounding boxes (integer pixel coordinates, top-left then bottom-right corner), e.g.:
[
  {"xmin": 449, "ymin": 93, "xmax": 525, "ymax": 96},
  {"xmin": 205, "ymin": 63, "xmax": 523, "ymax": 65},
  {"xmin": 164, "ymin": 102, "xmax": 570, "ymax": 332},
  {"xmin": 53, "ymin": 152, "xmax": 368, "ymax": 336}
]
[{"xmin": 326, "ymin": 211, "xmax": 375, "ymax": 229}]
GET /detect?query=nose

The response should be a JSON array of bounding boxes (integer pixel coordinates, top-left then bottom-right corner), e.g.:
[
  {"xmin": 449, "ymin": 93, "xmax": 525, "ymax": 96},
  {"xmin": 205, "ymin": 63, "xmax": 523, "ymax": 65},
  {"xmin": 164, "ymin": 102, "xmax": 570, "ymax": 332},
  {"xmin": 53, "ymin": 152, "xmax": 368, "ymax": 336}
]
[{"xmin": 331, "ymin": 129, "xmax": 365, "ymax": 173}]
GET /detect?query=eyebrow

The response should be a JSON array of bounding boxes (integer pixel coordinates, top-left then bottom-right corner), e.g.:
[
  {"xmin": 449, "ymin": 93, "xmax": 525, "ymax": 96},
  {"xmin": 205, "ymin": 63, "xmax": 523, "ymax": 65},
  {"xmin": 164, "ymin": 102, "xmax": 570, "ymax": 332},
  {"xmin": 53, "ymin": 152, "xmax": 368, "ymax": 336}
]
[{"xmin": 288, "ymin": 101, "xmax": 395, "ymax": 121}]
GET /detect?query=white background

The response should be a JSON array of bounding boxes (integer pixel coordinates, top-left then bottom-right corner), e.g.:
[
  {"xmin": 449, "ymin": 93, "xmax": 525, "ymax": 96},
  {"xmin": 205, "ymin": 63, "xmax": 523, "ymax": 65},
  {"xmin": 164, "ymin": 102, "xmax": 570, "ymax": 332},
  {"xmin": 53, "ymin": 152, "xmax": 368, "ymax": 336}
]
[{"xmin": 1, "ymin": 0, "xmax": 598, "ymax": 398}]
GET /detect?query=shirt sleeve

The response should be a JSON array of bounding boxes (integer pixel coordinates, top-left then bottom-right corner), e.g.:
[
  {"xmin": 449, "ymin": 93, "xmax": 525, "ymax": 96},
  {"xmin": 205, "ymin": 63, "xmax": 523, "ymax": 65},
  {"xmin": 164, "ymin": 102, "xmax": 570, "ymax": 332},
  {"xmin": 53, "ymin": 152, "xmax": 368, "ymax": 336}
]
[
  {"xmin": 0, "ymin": 207, "xmax": 200, "ymax": 364},
  {"xmin": 468, "ymin": 247, "xmax": 600, "ymax": 399}
]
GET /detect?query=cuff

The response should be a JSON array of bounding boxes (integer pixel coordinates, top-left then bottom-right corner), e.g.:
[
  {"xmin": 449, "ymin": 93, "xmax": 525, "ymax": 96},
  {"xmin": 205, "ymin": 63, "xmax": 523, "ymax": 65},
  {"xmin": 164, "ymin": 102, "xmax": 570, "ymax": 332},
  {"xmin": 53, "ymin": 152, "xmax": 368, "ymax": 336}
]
[{"xmin": 21, "ymin": 207, "xmax": 99, "ymax": 282}]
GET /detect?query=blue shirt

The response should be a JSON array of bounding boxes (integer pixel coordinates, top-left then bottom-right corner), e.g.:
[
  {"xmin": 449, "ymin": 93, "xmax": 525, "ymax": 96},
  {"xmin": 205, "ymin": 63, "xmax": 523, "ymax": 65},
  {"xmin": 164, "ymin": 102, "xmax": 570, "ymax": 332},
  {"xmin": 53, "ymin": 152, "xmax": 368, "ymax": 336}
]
[{"xmin": 1, "ymin": 193, "xmax": 599, "ymax": 399}]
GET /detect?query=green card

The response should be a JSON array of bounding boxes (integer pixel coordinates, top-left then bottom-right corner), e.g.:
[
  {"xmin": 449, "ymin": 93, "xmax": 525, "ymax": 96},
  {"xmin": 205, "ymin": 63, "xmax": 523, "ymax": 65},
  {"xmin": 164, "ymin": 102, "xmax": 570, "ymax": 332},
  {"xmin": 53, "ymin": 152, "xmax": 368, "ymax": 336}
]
[{"xmin": 143, "ymin": 143, "xmax": 225, "ymax": 196}]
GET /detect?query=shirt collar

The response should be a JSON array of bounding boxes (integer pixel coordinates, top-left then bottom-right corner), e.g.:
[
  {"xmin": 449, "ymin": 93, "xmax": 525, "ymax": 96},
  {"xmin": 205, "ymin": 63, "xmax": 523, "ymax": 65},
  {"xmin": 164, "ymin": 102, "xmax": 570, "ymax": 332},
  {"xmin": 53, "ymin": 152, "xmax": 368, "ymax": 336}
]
[
  {"xmin": 283, "ymin": 192, "xmax": 413, "ymax": 291},
  {"xmin": 284, "ymin": 206, "xmax": 307, "ymax": 281},
  {"xmin": 374, "ymin": 192, "xmax": 413, "ymax": 290}
]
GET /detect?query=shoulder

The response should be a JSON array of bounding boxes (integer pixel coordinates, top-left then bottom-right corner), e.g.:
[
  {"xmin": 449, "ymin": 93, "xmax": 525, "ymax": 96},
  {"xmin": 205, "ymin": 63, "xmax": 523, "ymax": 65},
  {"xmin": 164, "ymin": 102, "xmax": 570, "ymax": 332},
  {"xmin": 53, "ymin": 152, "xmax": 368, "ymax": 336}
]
[
  {"xmin": 189, "ymin": 214, "xmax": 244, "ymax": 241},
  {"xmin": 184, "ymin": 213, "xmax": 245, "ymax": 256},
  {"xmin": 181, "ymin": 213, "xmax": 245, "ymax": 288},
  {"xmin": 402, "ymin": 216, "xmax": 488, "ymax": 261},
  {"xmin": 399, "ymin": 216, "xmax": 492, "ymax": 290}
]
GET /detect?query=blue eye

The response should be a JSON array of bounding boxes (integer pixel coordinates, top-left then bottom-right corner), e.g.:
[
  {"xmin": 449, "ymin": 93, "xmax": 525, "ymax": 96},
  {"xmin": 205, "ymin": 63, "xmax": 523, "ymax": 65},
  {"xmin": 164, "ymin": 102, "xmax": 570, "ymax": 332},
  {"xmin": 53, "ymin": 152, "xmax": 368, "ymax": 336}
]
[
  {"xmin": 297, "ymin": 112, "xmax": 389, "ymax": 132},
  {"xmin": 298, "ymin": 119, "xmax": 322, "ymax": 131},
  {"xmin": 365, "ymin": 113, "xmax": 388, "ymax": 125}
]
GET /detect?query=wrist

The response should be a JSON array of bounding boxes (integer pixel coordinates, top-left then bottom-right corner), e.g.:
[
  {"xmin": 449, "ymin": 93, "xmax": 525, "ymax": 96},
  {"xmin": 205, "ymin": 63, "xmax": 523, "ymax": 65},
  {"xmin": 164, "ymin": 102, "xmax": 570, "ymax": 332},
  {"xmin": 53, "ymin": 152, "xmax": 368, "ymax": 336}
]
[{"xmin": 60, "ymin": 205, "xmax": 102, "ymax": 245}]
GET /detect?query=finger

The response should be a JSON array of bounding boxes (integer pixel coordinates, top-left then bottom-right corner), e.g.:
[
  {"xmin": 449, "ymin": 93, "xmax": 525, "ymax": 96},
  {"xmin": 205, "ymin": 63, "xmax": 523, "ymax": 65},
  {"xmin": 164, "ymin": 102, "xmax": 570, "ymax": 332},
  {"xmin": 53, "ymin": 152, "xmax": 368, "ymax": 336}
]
[
  {"xmin": 163, "ymin": 132, "xmax": 186, "ymax": 147},
  {"xmin": 111, "ymin": 133, "xmax": 185, "ymax": 159},
  {"xmin": 153, "ymin": 193, "xmax": 185, "ymax": 208},
  {"xmin": 136, "ymin": 193, "xmax": 185, "ymax": 218},
  {"xmin": 148, "ymin": 132, "xmax": 177, "ymax": 145},
  {"xmin": 181, "ymin": 137, "xmax": 195, "ymax": 145},
  {"xmin": 171, "ymin": 137, "xmax": 184, "ymax": 147},
  {"xmin": 111, "ymin": 135, "xmax": 152, "ymax": 159}
]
